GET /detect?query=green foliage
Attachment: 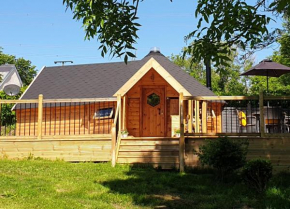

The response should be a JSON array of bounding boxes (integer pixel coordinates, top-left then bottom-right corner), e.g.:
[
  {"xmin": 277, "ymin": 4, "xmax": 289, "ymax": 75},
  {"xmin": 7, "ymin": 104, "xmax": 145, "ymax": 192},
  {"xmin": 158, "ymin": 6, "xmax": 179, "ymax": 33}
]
[
  {"xmin": 63, "ymin": 0, "xmax": 290, "ymax": 68},
  {"xmin": 246, "ymin": 18, "xmax": 290, "ymax": 96},
  {"xmin": 170, "ymin": 52, "xmax": 248, "ymax": 96},
  {"xmin": 0, "ymin": 49, "xmax": 37, "ymax": 86},
  {"xmin": 0, "ymin": 87, "xmax": 26, "ymax": 127},
  {"xmin": 196, "ymin": 137, "xmax": 248, "ymax": 179},
  {"xmin": 241, "ymin": 159, "xmax": 273, "ymax": 193},
  {"xmin": 184, "ymin": 0, "xmax": 274, "ymax": 70},
  {"xmin": 63, "ymin": 0, "xmax": 142, "ymax": 63}
]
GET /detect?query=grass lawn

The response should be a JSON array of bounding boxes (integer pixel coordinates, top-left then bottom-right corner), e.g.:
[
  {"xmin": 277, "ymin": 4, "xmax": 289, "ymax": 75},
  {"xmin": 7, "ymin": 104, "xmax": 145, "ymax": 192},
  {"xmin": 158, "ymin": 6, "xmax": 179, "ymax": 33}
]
[{"xmin": 0, "ymin": 159, "xmax": 290, "ymax": 209}]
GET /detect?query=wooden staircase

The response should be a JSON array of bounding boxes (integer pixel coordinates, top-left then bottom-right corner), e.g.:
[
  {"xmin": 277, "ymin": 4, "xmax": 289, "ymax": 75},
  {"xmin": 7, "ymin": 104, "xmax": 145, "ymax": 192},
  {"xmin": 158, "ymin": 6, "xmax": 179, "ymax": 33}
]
[{"xmin": 117, "ymin": 137, "xmax": 180, "ymax": 169}]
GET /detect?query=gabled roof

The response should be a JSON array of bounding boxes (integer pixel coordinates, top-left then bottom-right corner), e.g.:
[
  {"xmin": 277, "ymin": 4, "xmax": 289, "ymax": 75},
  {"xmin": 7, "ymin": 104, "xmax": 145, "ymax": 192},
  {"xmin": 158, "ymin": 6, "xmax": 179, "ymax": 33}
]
[{"xmin": 20, "ymin": 51, "xmax": 215, "ymax": 99}]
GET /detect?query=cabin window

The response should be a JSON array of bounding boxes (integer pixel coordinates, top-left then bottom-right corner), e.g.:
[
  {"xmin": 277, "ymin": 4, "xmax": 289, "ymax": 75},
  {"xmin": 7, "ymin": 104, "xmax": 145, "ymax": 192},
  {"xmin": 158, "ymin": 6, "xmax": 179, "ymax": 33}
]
[
  {"xmin": 93, "ymin": 108, "xmax": 114, "ymax": 119},
  {"xmin": 147, "ymin": 93, "xmax": 160, "ymax": 107}
]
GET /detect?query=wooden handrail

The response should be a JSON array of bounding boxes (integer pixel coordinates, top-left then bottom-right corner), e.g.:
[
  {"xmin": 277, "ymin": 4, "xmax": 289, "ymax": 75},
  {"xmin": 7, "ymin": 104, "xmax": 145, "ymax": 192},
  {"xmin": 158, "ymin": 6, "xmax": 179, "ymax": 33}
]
[
  {"xmin": 115, "ymin": 134, "xmax": 121, "ymax": 162},
  {"xmin": 43, "ymin": 98, "xmax": 117, "ymax": 103},
  {"xmin": 0, "ymin": 99, "xmax": 39, "ymax": 104},
  {"xmin": 184, "ymin": 96, "xmax": 259, "ymax": 101},
  {"xmin": 112, "ymin": 95, "xmax": 121, "ymax": 166},
  {"xmin": 113, "ymin": 101, "xmax": 120, "ymax": 126},
  {"xmin": 2, "ymin": 97, "xmax": 117, "ymax": 104},
  {"xmin": 264, "ymin": 96, "xmax": 290, "ymax": 100}
]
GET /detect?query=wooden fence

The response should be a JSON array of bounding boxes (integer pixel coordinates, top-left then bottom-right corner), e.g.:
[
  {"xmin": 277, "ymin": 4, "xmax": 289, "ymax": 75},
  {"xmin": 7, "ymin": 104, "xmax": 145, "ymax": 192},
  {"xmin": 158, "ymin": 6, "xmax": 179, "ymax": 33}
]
[
  {"xmin": 178, "ymin": 90, "xmax": 290, "ymax": 171},
  {"xmin": 0, "ymin": 95, "xmax": 117, "ymax": 138}
]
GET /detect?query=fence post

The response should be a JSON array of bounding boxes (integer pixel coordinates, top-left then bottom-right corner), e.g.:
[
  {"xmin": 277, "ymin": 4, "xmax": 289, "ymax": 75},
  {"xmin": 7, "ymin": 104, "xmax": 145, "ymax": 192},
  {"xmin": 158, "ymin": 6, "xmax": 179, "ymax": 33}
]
[
  {"xmin": 111, "ymin": 124, "xmax": 116, "ymax": 167},
  {"xmin": 122, "ymin": 95, "xmax": 126, "ymax": 131},
  {"xmin": 117, "ymin": 94, "xmax": 121, "ymax": 132},
  {"xmin": 188, "ymin": 100, "xmax": 193, "ymax": 133},
  {"xmin": 37, "ymin": 94, "xmax": 43, "ymax": 139},
  {"xmin": 195, "ymin": 100, "xmax": 200, "ymax": 133},
  {"xmin": 202, "ymin": 101, "xmax": 207, "ymax": 133},
  {"xmin": 179, "ymin": 92, "xmax": 185, "ymax": 172},
  {"xmin": 259, "ymin": 89, "xmax": 265, "ymax": 137}
]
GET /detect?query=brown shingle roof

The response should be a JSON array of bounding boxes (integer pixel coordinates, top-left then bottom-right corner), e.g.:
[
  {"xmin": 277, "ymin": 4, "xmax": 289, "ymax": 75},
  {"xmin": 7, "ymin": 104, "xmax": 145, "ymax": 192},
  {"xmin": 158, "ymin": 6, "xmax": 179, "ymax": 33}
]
[{"xmin": 21, "ymin": 52, "xmax": 215, "ymax": 99}]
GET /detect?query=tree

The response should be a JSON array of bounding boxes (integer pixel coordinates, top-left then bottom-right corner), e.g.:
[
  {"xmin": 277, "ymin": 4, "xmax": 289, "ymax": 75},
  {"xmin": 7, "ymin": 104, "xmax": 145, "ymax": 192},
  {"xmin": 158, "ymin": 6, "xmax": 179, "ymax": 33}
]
[
  {"xmin": 63, "ymin": 0, "xmax": 289, "ymax": 66},
  {"xmin": 0, "ymin": 48, "xmax": 37, "ymax": 86},
  {"xmin": 63, "ymin": 0, "xmax": 290, "ymax": 90},
  {"xmin": 170, "ymin": 51, "xmax": 248, "ymax": 96}
]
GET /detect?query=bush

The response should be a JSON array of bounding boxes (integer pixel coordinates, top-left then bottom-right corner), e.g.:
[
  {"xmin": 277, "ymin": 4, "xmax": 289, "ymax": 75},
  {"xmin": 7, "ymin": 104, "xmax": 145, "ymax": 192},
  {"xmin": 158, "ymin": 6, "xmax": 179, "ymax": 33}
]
[
  {"xmin": 242, "ymin": 159, "xmax": 273, "ymax": 193},
  {"xmin": 196, "ymin": 137, "xmax": 248, "ymax": 179}
]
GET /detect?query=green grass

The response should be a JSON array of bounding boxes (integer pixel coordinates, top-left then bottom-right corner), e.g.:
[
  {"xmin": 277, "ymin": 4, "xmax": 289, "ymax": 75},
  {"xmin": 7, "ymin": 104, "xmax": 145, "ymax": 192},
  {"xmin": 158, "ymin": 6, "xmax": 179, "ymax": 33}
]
[{"xmin": 0, "ymin": 159, "xmax": 290, "ymax": 209}]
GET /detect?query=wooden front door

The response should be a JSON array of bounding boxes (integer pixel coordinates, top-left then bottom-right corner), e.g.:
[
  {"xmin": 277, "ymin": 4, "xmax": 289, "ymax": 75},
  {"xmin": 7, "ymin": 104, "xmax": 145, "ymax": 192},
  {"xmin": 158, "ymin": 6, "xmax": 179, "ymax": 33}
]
[{"xmin": 142, "ymin": 87, "xmax": 165, "ymax": 136}]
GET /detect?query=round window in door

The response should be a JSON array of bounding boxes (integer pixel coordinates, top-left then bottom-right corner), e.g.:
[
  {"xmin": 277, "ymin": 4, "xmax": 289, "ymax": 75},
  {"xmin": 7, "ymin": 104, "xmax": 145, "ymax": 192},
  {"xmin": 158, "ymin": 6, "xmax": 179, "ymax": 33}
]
[{"xmin": 147, "ymin": 93, "xmax": 160, "ymax": 107}]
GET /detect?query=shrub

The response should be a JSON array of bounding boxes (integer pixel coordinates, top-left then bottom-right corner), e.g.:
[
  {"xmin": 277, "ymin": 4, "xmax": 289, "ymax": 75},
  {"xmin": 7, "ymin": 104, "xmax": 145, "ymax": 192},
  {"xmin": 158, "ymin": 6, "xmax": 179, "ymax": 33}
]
[
  {"xmin": 242, "ymin": 159, "xmax": 273, "ymax": 193},
  {"xmin": 196, "ymin": 137, "xmax": 248, "ymax": 179}
]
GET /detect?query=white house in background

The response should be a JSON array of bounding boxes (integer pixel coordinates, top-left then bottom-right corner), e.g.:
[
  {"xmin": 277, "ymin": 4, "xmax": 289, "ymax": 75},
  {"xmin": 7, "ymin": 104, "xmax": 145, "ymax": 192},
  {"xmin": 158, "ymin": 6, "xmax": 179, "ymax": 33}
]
[{"xmin": 0, "ymin": 64, "xmax": 23, "ymax": 92}]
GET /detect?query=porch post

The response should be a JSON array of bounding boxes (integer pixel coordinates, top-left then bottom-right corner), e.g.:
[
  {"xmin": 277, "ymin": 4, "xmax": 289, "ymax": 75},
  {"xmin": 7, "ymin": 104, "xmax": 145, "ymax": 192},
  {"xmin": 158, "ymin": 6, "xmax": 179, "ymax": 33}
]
[
  {"xmin": 37, "ymin": 94, "xmax": 43, "ymax": 140},
  {"xmin": 202, "ymin": 101, "xmax": 207, "ymax": 133},
  {"xmin": 111, "ymin": 124, "xmax": 116, "ymax": 167},
  {"xmin": 179, "ymin": 92, "xmax": 185, "ymax": 172},
  {"xmin": 195, "ymin": 100, "xmax": 200, "ymax": 133},
  {"xmin": 122, "ymin": 95, "xmax": 126, "ymax": 131},
  {"xmin": 117, "ymin": 94, "xmax": 122, "ymax": 132},
  {"xmin": 188, "ymin": 100, "xmax": 193, "ymax": 133},
  {"xmin": 259, "ymin": 89, "xmax": 265, "ymax": 137}
]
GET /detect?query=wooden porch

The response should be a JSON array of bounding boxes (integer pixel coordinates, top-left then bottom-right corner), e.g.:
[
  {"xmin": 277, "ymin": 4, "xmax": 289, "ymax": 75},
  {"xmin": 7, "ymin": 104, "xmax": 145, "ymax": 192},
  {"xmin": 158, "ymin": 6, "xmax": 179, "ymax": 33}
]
[{"xmin": 0, "ymin": 91, "xmax": 290, "ymax": 172}]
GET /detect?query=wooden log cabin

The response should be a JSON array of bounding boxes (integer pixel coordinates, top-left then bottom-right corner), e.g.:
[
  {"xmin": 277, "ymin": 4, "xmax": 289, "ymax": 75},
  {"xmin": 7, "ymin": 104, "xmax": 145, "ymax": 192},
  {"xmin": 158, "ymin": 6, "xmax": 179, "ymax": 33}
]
[
  {"xmin": 15, "ymin": 48, "xmax": 220, "ymax": 138},
  {"xmin": 10, "ymin": 48, "xmax": 224, "ymax": 168}
]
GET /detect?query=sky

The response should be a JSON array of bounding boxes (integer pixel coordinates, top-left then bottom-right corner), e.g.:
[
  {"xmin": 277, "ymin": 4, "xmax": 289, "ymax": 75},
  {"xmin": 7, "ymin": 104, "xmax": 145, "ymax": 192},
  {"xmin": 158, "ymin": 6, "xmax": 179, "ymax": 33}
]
[{"xmin": 0, "ymin": 0, "xmax": 284, "ymax": 72}]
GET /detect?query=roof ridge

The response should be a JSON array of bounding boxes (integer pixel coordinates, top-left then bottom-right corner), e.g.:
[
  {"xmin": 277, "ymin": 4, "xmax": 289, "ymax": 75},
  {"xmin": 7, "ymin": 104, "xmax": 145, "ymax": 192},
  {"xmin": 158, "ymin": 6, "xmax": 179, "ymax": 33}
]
[{"xmin": 45, "ymin": 59, "xmax": 141, "ymax": 69}]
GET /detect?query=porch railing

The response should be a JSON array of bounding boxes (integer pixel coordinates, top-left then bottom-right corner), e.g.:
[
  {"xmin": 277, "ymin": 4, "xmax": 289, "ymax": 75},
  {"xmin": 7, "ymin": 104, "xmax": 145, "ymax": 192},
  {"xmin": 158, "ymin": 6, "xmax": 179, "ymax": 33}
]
[
  {"xmin": 0, "ymin": 95, "xmax": 117, "ymax": 138},
  {"xmin": 181, "ymin": 90, "xmax": 290, "ymax": 137}
]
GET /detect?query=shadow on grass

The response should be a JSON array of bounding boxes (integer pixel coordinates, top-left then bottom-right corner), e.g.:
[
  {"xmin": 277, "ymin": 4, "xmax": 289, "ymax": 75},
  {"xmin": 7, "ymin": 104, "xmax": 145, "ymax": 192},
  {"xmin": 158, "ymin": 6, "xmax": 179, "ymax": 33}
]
[{"xmin": 99, "ymin": 165, "xmax": 261, "ymax": 209}]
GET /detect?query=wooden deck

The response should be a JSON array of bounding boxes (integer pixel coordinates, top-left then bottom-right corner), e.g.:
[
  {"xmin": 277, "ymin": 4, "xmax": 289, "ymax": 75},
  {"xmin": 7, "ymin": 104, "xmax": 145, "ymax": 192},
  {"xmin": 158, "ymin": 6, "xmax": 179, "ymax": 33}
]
[
  {"xmin": 0, "ymin": 92, "xmax": 290, "ymax": 172},
  {"xmin": 0, "ymin": 135, "xmax": 112, "ymax": 161}
]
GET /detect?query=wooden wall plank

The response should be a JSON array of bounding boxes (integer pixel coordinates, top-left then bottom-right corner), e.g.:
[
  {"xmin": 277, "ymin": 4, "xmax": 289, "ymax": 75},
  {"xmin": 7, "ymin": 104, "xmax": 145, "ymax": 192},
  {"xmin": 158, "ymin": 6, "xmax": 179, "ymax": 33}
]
[{"xmin": 0, "ymin": 139, "xmax": 111, "ymax": 161}]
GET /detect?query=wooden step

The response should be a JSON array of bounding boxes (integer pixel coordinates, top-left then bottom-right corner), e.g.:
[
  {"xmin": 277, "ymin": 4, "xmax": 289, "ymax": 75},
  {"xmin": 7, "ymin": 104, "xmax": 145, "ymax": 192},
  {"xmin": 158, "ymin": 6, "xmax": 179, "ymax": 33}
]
[
  {"xmin": 117, "ymin": 157, "xmax": 179, "ymax": 164},
  {"xmin": 118, "ymin": 151, "xmax": 179, "ymax": 157},
  {"xmin": 122, "ymin": 137, "xmax": 179, "ymax": 140},
  {"xmin": 120, "ymin": 140, "xmax": 179, "ymax": 146}
]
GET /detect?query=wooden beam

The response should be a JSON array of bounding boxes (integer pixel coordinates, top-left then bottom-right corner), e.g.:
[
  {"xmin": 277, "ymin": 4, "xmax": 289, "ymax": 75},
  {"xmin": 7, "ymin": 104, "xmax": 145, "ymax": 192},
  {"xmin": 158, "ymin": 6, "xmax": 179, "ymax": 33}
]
[
  {"xmin": 37, "ymin": 94, "xmax": 43, "ymax": 140},
  {"xmin": 122, "ymin": 95, "xmax": 126, "ymax": 130},
  {"xmin": 0, "ymin": 99, "xmax": 39, "ymax": 104},
  {"xmin": 259, "ymin": 89, "xmax": 265, "ymax": 137},
  {"xmin": 43, "ymin": 98, "xmax": 117, "ymax": 103},
  {"xmin": 264, "ymin": 96, "xmax": 290, "ymax": 100},
  {"xmin": 111, "ymin": 125, "xmax": 116, "ymax": 167},
  {"xmin": 188, "ymin": 100, "xmax": 193, "ymax": 133},
  {"xmin": 184, "ymin": 96, "xmax": 259, "ymax": 101},
  {"xmin": 179, "ymin": 92, "xmax": 185, "ymax": 172},
  {"xmin": 117, "ymin": 94, "xmax": 122, "ymax": 132},
  {"xmin": 185, "ymin": 133, "xmax": 261, "ymax": 137},
  {"xmin": 202, "ymin": 101, "xmax": 207, "ymax": 133},
  {"xmin": 113, "ymin": 102, "xmax": 120, "ymax": 126},
  {"xmin": 195, "ymin": 100, "xmax": 200, "ymax": 133}
]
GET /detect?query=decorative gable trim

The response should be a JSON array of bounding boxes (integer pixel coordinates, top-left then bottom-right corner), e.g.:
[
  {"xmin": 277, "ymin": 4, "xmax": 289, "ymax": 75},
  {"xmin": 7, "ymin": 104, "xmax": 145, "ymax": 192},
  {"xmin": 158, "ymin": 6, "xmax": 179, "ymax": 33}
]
[{"xmin": 113, "ymin": 58, "xmax": 192, "ymax": 96}]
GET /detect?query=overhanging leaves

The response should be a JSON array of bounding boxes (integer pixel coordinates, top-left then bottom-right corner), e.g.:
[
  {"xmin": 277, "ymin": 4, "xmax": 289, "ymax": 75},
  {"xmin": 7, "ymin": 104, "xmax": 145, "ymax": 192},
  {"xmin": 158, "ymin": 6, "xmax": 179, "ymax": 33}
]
[{"xmin": 63, "ymin": 0, "xmax": 142, "ymax": 63}]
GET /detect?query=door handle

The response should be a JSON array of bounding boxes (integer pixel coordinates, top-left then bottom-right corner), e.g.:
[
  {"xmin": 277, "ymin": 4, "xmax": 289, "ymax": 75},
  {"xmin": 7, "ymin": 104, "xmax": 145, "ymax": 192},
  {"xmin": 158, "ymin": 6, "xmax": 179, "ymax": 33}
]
[{"xmin": 158, "ymin": 108, "xmax": 161, "ymax": 115}]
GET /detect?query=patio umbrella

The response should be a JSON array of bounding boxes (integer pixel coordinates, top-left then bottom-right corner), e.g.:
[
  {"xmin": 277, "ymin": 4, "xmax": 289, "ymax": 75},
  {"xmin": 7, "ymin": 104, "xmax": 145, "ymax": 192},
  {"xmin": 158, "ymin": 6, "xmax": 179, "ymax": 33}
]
[{"xmin": 240, "ymin": 59, "xmax": 290, "ymax": 92}]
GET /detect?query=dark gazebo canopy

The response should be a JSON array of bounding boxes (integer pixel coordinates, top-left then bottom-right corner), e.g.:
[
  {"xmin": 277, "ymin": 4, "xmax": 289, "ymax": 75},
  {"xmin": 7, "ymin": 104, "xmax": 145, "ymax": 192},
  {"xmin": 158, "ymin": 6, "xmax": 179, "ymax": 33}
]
[{"xmin": 240, "ymin": 59, "xmax": 290, "ymax": 91}]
